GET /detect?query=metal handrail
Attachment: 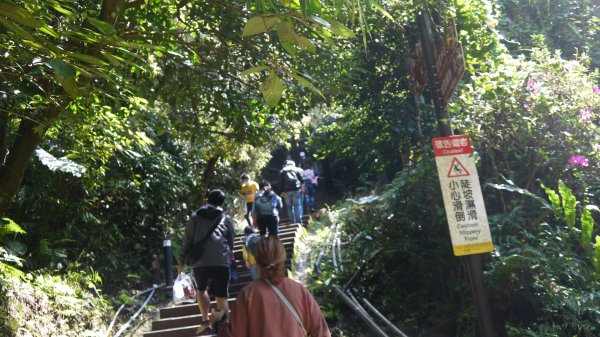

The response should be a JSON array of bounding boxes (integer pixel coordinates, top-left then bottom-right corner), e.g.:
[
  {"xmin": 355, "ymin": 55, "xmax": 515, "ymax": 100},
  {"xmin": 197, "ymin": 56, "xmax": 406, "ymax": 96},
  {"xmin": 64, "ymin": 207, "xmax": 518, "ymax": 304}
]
[
  {"xmin": 313, "ymin": 217, "xmax": 409, "ymax": 337},
  {"xmin": 105, "ymin": 284, "xmax": 166, "ymax": 337},
  {"xmin": 362, "ymin": 298, "xmax": 410, "ymax": 337},
  {"xmin": 313, "ymin": 219, "xmax": 337, "ymax": 277},
  {"xmin": 333, "ymin": 285, "xmax": 389, "ymax": 337}
]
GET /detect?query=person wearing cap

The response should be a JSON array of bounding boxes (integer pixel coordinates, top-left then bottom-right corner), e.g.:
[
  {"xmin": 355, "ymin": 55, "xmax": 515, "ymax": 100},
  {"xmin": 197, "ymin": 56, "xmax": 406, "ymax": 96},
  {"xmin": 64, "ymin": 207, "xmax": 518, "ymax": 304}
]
[
  {"xmin": 240, "ymin": 173, "xmax": 259, "ymax": 229},
  {"xmin": 177, "ymin": 189, "xmax": 235, "ymax": 335},
  {"xmin": 277, "ymin": 160, "xmax": 304, "ymax": 224}
]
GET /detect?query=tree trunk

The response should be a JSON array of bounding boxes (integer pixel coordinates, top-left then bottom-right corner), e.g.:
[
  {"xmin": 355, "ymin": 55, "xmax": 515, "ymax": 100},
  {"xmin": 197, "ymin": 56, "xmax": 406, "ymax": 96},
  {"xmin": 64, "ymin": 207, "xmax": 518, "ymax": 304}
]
[
  {"xmin": 0, "ymin": 116, "xmax": 53, "ymax": 215},
  {"xmin": 198, "ymin": 155, "xmax": 220, "ymax": 205},
  {"xmin": 99, "ymin": 0, "xmax": 126, "ymax": 24}
]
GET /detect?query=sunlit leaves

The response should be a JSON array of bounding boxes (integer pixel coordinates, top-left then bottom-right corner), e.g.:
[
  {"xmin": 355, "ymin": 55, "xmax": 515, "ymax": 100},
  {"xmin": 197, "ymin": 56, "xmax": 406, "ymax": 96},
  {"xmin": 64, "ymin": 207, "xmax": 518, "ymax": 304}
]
[
  {"xmin": 289, "ymin": 72, "xmax": 324, "ymax": 98},
  {"xmin": 259, "ymin": 72, "xmax": 285, "ymax": 107},
  {"xmin": 35, "ymin": 148, "xmax": 86, "ymax": 177},
  {"xmin": 0, "ymin": 218, "xmax": 26, "ymax": 237},
  {"xmin": 581, "ymin": 207, "xmax": 594, "ymax": 253},
  {"xmin": 46, "ymin": 59, "xmax": 79, "ymax": 97},
  {"xmin": 559, "ymin": 180, "xmax": 577, "ymax": 229},
  {"xmin": 0, "ymin": 2, "xmax": 43, "ymax": 28},
  {"xmin": 242, "ymin": 15, "xmax": 280, "ymax": 37},
  {"xmin": 277, "ymin": 21, "xmax": 316, "ymax": 55},
  {"xmin": 87, "ymin": 17, "xmax": 116, "ymax": 35},
  {"xmin": 241, "ymin": 65, "xmax": 270, "ymax": 76}
]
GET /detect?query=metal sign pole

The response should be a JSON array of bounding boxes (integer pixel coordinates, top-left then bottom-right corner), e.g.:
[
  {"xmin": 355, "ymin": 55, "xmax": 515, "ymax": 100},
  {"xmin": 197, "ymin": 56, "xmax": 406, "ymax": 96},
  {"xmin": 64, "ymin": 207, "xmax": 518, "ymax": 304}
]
[{"xmin": 417, "ymin": 12, "xmax": 496, "ymax": 337}]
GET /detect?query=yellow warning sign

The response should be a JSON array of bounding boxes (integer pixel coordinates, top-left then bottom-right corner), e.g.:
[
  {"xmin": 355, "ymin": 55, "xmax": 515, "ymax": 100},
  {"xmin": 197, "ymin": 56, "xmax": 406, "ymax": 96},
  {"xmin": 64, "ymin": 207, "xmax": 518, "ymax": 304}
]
[{"xmin": 432, "ymin": 135, "xmax": 494, "ymax": 256}]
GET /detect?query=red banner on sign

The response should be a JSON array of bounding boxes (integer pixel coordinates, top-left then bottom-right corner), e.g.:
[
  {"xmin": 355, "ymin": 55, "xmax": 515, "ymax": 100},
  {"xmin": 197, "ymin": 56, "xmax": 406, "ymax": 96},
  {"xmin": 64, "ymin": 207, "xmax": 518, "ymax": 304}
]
[{"xmin": 432, "ymin": 135, "xmax": 472, "ymax": 157}]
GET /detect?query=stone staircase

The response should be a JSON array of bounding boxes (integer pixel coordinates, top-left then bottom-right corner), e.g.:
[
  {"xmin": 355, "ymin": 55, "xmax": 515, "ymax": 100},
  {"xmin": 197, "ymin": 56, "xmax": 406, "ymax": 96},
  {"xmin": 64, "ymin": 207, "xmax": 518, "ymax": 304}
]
[{"xmin": 142, "ymin": 218, "xmax": 306, "ymax": 337}]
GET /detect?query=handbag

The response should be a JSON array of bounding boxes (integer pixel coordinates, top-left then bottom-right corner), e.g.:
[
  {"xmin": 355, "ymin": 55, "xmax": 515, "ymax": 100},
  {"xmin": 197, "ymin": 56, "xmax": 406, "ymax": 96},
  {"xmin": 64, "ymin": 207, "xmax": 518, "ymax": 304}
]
[
  {"xmin": 185, "ymin": 214, "xmax": 225, "ymax": 263},
  {"xmin": 265, "ymin": 279, "xmax": 308, "ymax": 336}
]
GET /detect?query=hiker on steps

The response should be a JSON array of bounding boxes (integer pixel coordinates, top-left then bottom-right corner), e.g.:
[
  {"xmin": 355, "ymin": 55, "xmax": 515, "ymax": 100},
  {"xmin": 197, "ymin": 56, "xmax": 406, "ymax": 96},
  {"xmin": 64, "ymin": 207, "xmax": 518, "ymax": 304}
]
[
  {"xmin": 240, "ymin": 173, "xmax": 259, "ymax": 230},
  {"xmin": 277, "ymin": 160, "xmax": 304, "ymax": 225},
  {"xmin": 252, "ymin": 180, "xmax": 283, "ymax": 238},
  {"xmin": 242, "ymin": 226, "xmax": 260, "ymax": 280},
  {"xmin": 215, "ymin": 236, "xmax": 332, "ymax": 337},
  {"xmin": 177, "ymin": 189, "xmax": 235, "ymax": 336}
]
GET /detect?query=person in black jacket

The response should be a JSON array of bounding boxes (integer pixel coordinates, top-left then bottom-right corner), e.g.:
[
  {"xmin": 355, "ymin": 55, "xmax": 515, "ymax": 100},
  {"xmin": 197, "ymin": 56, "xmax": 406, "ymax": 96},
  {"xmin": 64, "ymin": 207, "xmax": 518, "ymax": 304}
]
[{"xmin": 178, "ymin": 189, "xmax": 235, "ymax": 335}]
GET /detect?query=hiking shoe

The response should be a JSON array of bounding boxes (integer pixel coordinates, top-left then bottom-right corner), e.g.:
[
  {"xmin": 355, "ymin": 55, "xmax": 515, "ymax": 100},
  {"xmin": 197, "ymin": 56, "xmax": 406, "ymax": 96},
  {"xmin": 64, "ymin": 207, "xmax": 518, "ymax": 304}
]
[{"xmin": 196, "ymin": 321, "xmax": 213, "ymax": 336}]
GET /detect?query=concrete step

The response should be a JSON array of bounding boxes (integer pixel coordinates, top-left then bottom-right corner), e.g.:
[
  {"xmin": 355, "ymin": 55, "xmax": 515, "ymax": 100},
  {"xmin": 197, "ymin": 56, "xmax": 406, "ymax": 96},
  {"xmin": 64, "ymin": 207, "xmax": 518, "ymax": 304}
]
[{"xmin": 143, "ymin": 217, "xmax": 306, "ymax": 337}]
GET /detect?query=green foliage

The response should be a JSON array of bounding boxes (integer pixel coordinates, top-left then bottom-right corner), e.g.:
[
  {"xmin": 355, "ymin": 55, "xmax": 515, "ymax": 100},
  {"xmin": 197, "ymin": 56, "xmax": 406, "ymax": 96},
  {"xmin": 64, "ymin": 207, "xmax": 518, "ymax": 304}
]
[
  {"xmin": 0, "ymin": 218, "xmax": 26, "ymax": 278},
  {"xmin": 308, "ymin": 0, "xmax": 504, "ymax": 185},
  {"xmin": 0, "ymin": 266, "xmax": 111, "ymax": 337},
  {"xmin": 484, "ymin": 178, "xmax": 600, "ymax": 336},
  {"xmin": 497, "ymin": 0, "xmax": 600, "ymax": 70},
  {"xmin": 538, "ymin": 181, "xmax": 598, "ymax": 258},
  {"xmin": 312, "ymin": 155, "xmax": 600, "ymax": 336},
  {"xmin": 452, "ymin": 44, "xmax": 600, "ymax": 203},
  {"xmin": 309, "ymin": 160, "xmax": 474, "ymax": 335}
]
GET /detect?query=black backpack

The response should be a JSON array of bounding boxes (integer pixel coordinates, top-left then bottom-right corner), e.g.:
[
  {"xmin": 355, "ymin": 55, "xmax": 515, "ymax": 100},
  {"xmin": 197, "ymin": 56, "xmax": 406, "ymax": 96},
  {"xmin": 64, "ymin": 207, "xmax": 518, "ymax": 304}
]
[
  {"xmin": 254, "ymin": 193, "xmax": 274, "ymax": 217},
  {"xmin": 281, "ymin": 169, "xmax": 300, "ymax": 191}
]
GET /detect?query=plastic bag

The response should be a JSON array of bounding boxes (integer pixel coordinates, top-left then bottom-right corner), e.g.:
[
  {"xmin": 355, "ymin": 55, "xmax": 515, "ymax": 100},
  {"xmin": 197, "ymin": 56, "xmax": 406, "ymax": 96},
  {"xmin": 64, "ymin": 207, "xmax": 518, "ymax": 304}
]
[{"xmin": 172, "ymin": 272, "xmax": 197, "ymax": 305}]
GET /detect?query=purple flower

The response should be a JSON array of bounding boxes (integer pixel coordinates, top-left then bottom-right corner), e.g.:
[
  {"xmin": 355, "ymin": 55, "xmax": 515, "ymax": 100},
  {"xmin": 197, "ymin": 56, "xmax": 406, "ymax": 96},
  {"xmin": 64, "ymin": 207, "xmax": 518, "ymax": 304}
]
[
  {"xmin": 568, "ymin": 155, "xmax": 589, "ymax": 167},
  {"xmin": 527, "ymin": 79, "xmax": 540, "ymax": 94},
  {"xmin": 579, "ymin": 109, "xmax": 592, "ymax": 121},
  {"xmin": 594, "ymin": 86, "xmax": 600, "ymax": 95}
]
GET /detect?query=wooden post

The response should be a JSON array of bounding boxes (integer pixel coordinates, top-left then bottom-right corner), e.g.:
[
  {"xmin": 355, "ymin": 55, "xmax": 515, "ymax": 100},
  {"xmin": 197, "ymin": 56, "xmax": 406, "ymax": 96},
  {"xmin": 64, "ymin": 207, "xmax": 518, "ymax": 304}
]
[{"xmin": 417, "ymin": 12, "xmax": 496, "ymax": 337}]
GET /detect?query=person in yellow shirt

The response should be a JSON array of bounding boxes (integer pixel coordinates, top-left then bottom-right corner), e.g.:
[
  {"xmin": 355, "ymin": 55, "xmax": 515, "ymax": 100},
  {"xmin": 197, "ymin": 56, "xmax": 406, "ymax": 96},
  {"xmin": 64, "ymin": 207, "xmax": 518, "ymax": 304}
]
[
  {"xmin": 242, "ymin": 226, "xmax": 259, "ymax": 280},
  {"xmin": 240, "ymin": 173, "xmax": 259, "ymax": 229}
]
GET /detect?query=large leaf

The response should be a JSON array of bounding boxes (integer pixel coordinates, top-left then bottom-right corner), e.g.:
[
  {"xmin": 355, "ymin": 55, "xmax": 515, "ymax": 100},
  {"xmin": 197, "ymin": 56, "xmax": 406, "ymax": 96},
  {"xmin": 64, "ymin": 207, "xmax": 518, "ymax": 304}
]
[
  {"xmin": 88, "ymin": 17, "xmax": 116, "ymax": 35},
  {"xmin": 242, "ymin": 16, "xmax": 270, "ymax": 37},
  {"xmin": 35, "ymin": 148, "xmax": 87, "ymax": 177},
  {"xmin": 581, "ymin": 207, "xmax": 594, "ymax": 252},
  {"xmin": 259, "ymin": 72, "xmax": 284, "ymax": 107},
  {"xmin": 487, "ymin": 178, "xmax": 552, "ymax": 210},
  {"xmin": 540, "ymin": 182, "xmax": 561, "ymax": 214},
  {"xmin": 0, "ymin": 3, "xmax": 43, "ymax": 28},
  {"xmin": 0, "ymin": 218, "xmax": 26, "ymax": 236},
  {"xmin": 559, "ymin": 180, "xmax": 577, "ymax": 229},
  {"xmin": 67, "ymin": 51, "xmax": 109, "ymax": 66},
  {"xmin": 47, "ymin": 59, "xmax": 79, "ymax": 96},
  {"xmin": 241, "ymin": 65, "xmax": 270, "ymax": 77},
  {"xmin": 47, "ymin": 59, "xmax": 76, "ymax": 79},
  {"xmin": 0, "ymin": 15, "xmax": 37, "ymax": 41},
  {"xmin": 321, "ymin": 15, "xmax": 356, "ymax": 38},
  {"xmin": 295, "ymin": 36, "xmax": 316, "ymax": 53},
  {"xmin": 276, "ymin": 21, "xmax": 315, "ymax": 54},
  {"xmin": 289, "ymin": 72, "xmax": 324, "ymax": 98}
]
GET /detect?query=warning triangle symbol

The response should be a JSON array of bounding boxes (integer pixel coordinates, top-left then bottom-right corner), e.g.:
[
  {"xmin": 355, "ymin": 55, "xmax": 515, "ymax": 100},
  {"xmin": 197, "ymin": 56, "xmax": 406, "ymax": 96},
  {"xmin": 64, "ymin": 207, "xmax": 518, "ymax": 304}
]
[{"xmin": 447, "ymin": 157, "xmax": 470, "ymax": 178}]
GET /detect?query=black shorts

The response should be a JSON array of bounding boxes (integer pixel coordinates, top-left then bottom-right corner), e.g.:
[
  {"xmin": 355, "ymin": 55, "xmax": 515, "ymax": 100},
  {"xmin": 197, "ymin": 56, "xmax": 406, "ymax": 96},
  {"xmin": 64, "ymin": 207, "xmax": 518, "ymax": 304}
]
[{"xmin": 193, "ymin": 266, "xmax": 230, "ymax": 298}]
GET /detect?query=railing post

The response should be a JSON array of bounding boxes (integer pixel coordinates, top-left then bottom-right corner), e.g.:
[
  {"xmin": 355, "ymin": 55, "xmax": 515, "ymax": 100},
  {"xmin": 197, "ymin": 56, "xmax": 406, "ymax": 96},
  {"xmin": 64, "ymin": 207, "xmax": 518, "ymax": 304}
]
[{"xmin": 163, "ymin": 239, "xmax": 173, "ymax": 286}]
